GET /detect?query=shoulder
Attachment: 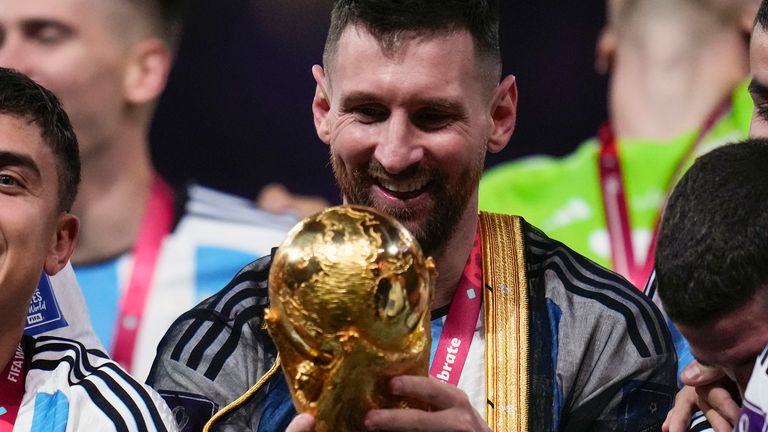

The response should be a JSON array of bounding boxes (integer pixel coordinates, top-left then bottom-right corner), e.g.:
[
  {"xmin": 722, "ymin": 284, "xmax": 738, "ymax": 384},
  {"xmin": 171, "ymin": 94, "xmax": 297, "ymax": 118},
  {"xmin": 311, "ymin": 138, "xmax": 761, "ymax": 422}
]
[
  {"xmin": 25, "ymin": 335, "xmax": 174, "ymax": 431},
  {"xmin": 147, "ymin": 256, "xmax": 277, "ymax": 414},
  {"xmin": 523, "ymin": 221, "xmax": 673, "ymax": 360}
]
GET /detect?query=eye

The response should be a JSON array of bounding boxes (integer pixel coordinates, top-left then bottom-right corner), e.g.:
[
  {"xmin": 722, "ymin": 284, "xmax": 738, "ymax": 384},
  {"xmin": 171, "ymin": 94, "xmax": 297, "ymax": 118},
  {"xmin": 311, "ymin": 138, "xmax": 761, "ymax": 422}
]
[
  {"xmin": 412, "ymin": 109, "xmax": 455, "ymax": 131},
  {"xmin": 24, "ymin": 22, "xmax": 73, "ymax": 46},
  {"xmin": 0, "ymin": 174, "xmax": 20, "ymax": 188},
  {"xmin": 757, "ymin": 102, "xmax": 768, "ymax": 119},
  {"xmin": 351, "ymin": 105, "xmax": 388, "ymax": 124}
]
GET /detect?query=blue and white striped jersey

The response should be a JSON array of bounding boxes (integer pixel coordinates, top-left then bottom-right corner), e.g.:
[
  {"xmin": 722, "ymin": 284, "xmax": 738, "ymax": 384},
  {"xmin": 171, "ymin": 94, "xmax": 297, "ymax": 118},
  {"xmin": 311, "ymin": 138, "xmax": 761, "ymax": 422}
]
[{"xmin": 12, "ymin": 335, "xmax": 176, "ymax": 432}]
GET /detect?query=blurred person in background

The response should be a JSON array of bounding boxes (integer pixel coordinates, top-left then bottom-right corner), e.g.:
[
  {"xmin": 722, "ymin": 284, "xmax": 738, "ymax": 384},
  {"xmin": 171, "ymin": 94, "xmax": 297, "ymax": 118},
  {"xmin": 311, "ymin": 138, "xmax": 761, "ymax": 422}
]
[
  {"xmin": 480, "ymin": 0, "xmax": 757, "ymax": 290},
  {"xmin": 0, "ymin": 0, "xmax": 297, "ymax": 379}
]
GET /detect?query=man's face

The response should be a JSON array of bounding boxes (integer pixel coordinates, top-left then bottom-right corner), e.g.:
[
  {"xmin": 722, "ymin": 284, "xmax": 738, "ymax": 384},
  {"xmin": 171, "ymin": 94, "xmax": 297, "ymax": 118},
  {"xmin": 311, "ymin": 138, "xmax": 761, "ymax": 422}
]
[
  {"xmin": 750, "ymin": 25, "xmax": 768, "ymax": 138},
  {"xmin": 315, "ymin": 27, "xmax": 499, "ymax": 255},
  {"xmin": 676, "ymin": 295, "xmax": 768, "ymax": 394},
  {"xmin": 0, "ymin": 114, "xmax": 64, "ymax": 323},
  {"xmin": 0, "ymin": 0, "xmax": 132, "ymax": 160}
]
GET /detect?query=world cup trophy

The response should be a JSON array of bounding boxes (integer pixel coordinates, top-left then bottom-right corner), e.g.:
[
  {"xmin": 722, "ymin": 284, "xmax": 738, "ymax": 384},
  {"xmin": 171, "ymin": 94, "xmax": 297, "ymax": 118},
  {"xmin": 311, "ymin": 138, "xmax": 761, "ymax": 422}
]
[{"xmin": 265, "ymin": 205, "xmax": 436, "ymax": 432}]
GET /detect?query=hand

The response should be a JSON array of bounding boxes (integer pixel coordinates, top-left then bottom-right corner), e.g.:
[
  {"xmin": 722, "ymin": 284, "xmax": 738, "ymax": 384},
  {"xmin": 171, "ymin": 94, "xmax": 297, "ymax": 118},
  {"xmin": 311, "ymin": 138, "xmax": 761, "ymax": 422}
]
[
  {"xmin": 662, "ymin": 361, "xmax": 740, "ymax": 432},
  {"xmin": 363, "ymin": 376, "xmax": 490, "ymax": 432},
  {"xmin": 257, "ymin": 183, "xmax": 329, "ymax": 218},
  {"xmin": 286, "ymin": 413, "xmax": 315, "ymax": 432}
]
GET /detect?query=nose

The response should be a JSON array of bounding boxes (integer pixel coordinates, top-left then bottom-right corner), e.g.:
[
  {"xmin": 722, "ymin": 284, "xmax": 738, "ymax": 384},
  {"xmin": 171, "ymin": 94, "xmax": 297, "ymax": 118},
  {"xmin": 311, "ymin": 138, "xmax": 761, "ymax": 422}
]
[{"xmin": 373, "ymin": 111, "xmax": 424, "ymax": 175}]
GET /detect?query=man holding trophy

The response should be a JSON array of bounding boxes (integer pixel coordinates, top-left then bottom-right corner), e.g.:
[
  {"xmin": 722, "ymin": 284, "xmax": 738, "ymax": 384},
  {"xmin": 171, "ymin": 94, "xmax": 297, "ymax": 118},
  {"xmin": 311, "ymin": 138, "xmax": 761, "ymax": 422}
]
[{"xmin": 148, "ymin": 0, "xmax": 676, "ymax": 430}]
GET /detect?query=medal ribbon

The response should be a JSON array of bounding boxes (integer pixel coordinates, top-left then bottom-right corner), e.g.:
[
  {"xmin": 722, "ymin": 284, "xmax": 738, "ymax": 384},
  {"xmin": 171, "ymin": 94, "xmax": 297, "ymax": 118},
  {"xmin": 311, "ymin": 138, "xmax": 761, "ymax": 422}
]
[
  {"xmin": 429, "ymin": 230, "xmax": 483, "ymax": 385},
  {"xmin": 111, "ymin": 176, "xmax": 175, "ymax": 371},
  {"xmin": 0, "ymin": 344, "xmax": 27, "ymax": 431},
  {"xmin": 598, "ymin": 99, "xmax": 731, "ymax": 289}
]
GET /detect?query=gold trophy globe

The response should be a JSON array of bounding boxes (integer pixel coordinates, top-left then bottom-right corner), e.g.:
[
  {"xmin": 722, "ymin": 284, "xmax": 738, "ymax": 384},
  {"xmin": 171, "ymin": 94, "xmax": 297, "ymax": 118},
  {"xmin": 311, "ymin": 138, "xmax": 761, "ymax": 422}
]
[{"xmin": 265, "ymin": 205, "xmax": 436, "ymax": 432}]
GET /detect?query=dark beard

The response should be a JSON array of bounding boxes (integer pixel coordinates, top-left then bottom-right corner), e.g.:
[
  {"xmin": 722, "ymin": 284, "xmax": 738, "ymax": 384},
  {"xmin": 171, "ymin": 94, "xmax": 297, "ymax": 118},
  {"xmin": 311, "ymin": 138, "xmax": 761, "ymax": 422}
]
[{"xmin": 331, "ymin": 155, "xmax": 481, "ymax": 256}]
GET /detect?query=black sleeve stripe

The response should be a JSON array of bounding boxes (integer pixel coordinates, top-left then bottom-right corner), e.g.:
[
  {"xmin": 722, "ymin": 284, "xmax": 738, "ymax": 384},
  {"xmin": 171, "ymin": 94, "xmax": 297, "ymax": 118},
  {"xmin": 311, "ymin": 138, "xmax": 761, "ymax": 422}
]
[
  {"xmin": 31, "ymin": 337, "xmax": 167, "ymax": 431},
  {"xmin": 99, "ymin": 362, "xmax": 168, "ymax": 432},
  {"xmin": 76, "ymin": 374, "xmax": 131, "ymax": 432},
  {"xmin": 204, "ymin": 304, "xmax": 267, "ymax": 380},
  {"xmin": 760, "ymin": 345, "xmax": 768, "ymax": 367},
  {"xmin": 526, "ymin": 224, "xmax": 671, "ymax": 356},
  {"xmin": 545, "ymin": 263, "xmax": 651, "ymax": 358},
  {"xmin": 31, "ymin": 355, "xmax": 130, "ymax": 432},
  {"xmin": 543, "ymin": 248, "xmax": 668, "ymax": 356},
  {"xmin": 170, "ymin": 283, "xmax": 266, "ymax": 364},
  {"xmin": 526, "ymin": 223, "xmax": 662, "ymax": 316},
  {"xmin": 185, "ymin": 287, "xmax": 267, "ymax": 370},
  {"xmin": 204, "ymin": 261, "xmax": 271, "ymax": 311}
]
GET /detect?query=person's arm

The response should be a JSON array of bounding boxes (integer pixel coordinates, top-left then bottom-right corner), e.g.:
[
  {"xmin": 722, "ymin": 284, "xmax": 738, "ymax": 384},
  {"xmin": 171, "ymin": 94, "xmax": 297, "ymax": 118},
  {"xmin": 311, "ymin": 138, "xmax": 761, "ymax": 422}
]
[{"xmin": 147, "ymin": 257, "xmax": 280, "ymax": 431}]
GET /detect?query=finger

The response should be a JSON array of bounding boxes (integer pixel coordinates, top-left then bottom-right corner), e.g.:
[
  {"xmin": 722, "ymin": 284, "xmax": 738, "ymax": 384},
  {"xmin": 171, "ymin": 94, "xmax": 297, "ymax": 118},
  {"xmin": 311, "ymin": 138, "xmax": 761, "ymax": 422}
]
[
  {"xmin": 388, "ymin": 376, "xmax": 466, "ymax": 410},
  {"xmin": 286, "ymin": 413, "xmax": 315, "ymax": 432},
  {"xmin": 680, "ymin": 361, "xmax": 724, "ymax": 386},
  {"xmin": 699, "ymin": 398, "xmax": 735, "ymax": 432},
  {"xmin": 695, "ymin": 383, "xmax": 741, "ymax": 425},
  {"xmin": 365, "ymin": 408, "xmax": 441, "ymax": 431},
  {"xmin": 662, "ymin": 386, "xmax": 698, "ymax": 432},
  {"xmin": 364, "ymin": 407, "xmax": 489, "ymax": 432}
]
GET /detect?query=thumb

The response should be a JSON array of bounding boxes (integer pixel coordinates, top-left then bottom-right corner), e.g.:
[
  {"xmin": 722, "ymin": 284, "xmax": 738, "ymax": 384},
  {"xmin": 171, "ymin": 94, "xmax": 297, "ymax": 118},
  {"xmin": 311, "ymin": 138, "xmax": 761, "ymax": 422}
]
[{"xmin": 681, "ymin": 360, "xmax": 724, "ymax": 386}]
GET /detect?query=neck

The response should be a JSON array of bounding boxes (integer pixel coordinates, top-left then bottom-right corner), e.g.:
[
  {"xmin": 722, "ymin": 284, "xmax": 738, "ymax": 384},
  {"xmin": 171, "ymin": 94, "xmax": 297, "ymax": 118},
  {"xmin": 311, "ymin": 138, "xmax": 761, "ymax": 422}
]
[
  {"xmin": 430, "ymin": 194, "xmax": 479, "ymax": 311},
  {"xmin": 71, "ymin": 124, "xmax": 155, "ymax": 265},
  {"xmin": 610, "ymin": 24, "xmax": 748, "ymax": 140},
  {"xmin": 0, "ymin": 321, "xmax": 23, "ymax": 374}
]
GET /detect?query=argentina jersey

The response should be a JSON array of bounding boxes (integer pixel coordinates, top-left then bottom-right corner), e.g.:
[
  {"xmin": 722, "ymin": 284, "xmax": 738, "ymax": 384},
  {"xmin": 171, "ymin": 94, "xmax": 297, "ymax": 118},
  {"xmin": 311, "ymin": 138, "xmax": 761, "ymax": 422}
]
[{"xmin": 13, "ymin": 336, "xmax": 175, "ymax": 432}]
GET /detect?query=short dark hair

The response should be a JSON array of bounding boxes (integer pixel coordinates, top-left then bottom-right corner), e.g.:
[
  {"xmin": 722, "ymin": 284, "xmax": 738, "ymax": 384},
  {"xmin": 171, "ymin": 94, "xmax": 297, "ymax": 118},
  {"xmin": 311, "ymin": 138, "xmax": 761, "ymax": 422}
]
[
  {"xmin": 323, "ymin": 0, "xmax": 501, "ymax": 81},
  {"xmin": 0, "ymin": 68, "xmax": 81, "ymax": 212},
  {"xmin": 656, "ymin": 140, "xmax": 768, "ymax": 326},
  {"xmin": 757, "ymin": 0, "xmax": 768, "ymax": 30}
]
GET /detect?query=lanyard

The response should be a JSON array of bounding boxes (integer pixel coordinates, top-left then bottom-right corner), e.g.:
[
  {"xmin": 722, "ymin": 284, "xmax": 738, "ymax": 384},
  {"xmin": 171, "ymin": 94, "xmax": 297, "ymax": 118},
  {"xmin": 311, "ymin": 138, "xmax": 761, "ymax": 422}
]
[
  {"xmin": 111, "ymin": 176, "xmax": 175, "ymax": 371},
  {"xmin": 429, "ymin": 230, "xmax": 483, "ymax": 386},
  {"xmin": 0, "ymin": 344, "xmax": 27, "ymax": 431},
  {"xmin": 598, "ymin": 99, "xmax": 731, "ymax": 289}
]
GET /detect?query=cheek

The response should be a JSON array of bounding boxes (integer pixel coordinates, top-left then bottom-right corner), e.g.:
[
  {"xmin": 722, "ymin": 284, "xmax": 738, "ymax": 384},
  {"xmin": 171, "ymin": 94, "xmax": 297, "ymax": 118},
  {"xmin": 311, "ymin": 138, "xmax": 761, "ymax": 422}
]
[
  {"xmin": 735, "ymin": 362, "xmax": 757, "ymax": 394},
  {"xmin": 331, "ymin": 127, "xmax": 376, "ymax": 167},
  {"xmin": 750, "ymin": 115, "xmax": 768, "ymax": 139}
]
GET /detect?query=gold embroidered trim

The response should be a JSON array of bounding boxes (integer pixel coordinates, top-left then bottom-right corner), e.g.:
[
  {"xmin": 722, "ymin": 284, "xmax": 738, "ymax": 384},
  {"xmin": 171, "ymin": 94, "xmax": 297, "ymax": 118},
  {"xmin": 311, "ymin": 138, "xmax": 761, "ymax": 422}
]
[
  {"xmin": 203, "ymin": 355, "xmax": 282, "ymax": 432},
  {"xmin": 479, "ymin": 212, "xmax": 529, "ymax": 432}
]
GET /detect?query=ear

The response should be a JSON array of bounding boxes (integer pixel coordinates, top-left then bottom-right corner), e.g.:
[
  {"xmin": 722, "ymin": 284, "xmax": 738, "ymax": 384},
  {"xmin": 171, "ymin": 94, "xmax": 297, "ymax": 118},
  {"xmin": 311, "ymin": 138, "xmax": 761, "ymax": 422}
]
[
  {"xmin": 123, "ymin": 38, "xmax": 173, "ymax": 104},
  {"xmin": 487, "ymin": 74, "xmax": 518, "ymax": 154},
  {"xmin": 595, "ymin": 28, "xmax": 617, "ymax": 75},
  {"xmin": 312, "ymin": 65, "xmax": 332, "ymax": 145},
  {"xmin": 43, "ymin": 213, "xmax": 79, "ymax": 276},
  {"xmin": 741, "ymin": 1, "xmax": 761, "ymax": 35}
]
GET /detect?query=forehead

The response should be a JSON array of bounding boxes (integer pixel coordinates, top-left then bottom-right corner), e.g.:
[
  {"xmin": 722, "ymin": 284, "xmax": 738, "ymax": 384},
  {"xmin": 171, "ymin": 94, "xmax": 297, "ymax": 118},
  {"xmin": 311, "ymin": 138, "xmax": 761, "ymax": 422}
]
[
  {"xmin": 679, "ymin": 296, "xmax": 768, "ymax": 365},
  {"xmin": 0, "ymin": 113, "xmax": 53, "ymax": 164},
  {"xmin": 0, "ymin": 0, "xmax": 114, "ymax": 30},
  {"xmin": 330, "ymin": 25, "xmax": 483, "ymax": 99}
]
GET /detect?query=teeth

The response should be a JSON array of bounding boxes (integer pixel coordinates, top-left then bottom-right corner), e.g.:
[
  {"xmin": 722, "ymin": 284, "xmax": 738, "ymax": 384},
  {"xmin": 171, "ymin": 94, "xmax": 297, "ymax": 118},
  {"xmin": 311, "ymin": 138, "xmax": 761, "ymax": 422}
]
[{"xmin": 378, "ymin": 176, "xmax": 429, "ymax": 193}]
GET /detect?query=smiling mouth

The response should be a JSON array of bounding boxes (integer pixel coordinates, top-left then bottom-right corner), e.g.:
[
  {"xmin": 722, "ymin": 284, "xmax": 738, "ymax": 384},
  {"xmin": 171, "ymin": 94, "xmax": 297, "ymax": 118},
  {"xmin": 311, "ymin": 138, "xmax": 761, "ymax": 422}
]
[{"xmin": 374, "ymin": 175, "xmax": 431, "ymax": 199}]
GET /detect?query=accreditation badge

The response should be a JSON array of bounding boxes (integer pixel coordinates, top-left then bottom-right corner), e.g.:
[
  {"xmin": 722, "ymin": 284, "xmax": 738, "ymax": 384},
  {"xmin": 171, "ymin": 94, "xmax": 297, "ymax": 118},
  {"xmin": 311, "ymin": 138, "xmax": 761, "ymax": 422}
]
[{"xmin": 24, "ymin": 273, "xmax": 68, "ymax": 335}]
